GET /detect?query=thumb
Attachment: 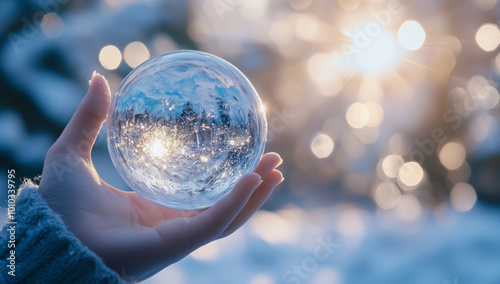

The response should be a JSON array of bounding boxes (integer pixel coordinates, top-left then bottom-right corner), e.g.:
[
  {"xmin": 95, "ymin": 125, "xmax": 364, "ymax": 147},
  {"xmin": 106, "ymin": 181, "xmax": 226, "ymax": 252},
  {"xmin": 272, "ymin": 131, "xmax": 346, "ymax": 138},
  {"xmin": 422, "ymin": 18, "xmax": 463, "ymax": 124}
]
[{"xmin": 55, "ymin": 71, "xmax": 111, "ymax": 159}]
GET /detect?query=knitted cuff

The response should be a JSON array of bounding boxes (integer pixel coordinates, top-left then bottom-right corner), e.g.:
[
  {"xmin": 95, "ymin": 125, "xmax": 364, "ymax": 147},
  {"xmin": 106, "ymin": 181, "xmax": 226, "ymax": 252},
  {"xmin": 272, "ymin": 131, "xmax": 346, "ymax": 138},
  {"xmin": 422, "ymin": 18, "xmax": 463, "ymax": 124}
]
[{"xmin": 0, "ymin": 180, "xmax": 124, "ymax": 284}]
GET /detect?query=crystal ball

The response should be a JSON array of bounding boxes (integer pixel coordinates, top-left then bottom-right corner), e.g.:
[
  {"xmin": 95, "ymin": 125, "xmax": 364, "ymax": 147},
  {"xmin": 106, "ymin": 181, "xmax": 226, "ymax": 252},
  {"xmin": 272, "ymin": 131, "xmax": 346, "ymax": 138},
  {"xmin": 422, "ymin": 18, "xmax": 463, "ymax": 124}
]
[{"xmin": 106, "ymin": 50, "xmax": 267, "ymax": 210}]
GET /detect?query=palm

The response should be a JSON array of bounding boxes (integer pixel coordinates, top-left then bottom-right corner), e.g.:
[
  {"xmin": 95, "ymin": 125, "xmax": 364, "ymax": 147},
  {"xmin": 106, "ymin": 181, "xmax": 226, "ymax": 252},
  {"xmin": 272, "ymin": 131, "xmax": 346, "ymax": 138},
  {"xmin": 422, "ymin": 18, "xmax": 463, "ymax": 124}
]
[{"xmin": 38, "ymin": 74, "xmax": 283, "ymax": 281}]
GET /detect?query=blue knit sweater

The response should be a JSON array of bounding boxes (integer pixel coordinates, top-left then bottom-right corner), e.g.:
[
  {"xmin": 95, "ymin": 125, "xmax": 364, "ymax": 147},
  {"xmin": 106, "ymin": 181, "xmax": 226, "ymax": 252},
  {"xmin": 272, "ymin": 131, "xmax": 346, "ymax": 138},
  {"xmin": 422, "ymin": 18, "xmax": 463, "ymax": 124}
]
[{"xmin": 0, "ymin": 181, "xmax": 124, "ymax": 283}]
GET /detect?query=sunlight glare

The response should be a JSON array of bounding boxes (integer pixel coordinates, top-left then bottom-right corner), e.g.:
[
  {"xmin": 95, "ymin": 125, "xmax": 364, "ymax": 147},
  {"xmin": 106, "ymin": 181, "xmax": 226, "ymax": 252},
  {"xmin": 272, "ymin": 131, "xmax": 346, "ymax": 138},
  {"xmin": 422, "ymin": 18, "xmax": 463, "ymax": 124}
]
[
  {"xmin": 345, "ymin": 23, "xmax": 403, "ymax": 73},
  {"xmin": 150, "ymin": 139, "xmax": 167, "ymax": 158}
]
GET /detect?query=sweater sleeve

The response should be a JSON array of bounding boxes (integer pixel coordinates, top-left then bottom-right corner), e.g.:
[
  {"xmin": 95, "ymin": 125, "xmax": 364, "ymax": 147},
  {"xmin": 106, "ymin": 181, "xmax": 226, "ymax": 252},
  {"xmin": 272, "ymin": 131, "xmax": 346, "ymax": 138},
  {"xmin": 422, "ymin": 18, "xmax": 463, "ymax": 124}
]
[{"xmin": 0, "ymin": 180, "xmax": 125, "ymax": 284}]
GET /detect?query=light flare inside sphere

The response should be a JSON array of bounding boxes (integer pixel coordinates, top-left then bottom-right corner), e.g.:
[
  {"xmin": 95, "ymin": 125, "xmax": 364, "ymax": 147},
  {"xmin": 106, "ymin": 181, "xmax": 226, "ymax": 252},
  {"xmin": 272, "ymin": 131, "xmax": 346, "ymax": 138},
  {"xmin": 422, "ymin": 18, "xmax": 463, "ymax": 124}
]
[{"xmin": 106, "ymin": 50, "xmax": 267, "ymax": 209}]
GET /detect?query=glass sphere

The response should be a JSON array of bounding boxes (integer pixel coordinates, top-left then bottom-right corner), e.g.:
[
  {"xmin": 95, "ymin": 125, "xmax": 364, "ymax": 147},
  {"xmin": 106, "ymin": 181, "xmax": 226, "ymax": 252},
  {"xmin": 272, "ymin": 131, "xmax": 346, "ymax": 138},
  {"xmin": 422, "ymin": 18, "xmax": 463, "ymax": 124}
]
[{"xmin": 106, "ymin": 50, "xmax": 267, "ymax": 210}]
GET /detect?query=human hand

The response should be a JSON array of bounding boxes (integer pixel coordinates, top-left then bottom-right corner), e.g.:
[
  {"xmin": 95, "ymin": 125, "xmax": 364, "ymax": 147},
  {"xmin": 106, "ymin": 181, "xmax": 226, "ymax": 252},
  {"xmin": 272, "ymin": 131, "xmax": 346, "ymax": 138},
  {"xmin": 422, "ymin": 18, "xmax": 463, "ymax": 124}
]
[{"xmin": 38, "ymin": 73, "xmax": 283, "ymax": 281}]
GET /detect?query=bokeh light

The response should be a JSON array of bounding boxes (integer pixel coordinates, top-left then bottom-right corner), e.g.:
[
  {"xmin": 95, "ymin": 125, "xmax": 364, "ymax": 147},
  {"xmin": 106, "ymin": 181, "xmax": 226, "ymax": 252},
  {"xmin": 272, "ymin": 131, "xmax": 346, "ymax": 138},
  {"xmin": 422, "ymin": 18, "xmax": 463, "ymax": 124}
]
[
  {"xmin": 450, "ymin": 183, "xmax": 477, "ymax": 212},
  {"xmin": 397, "ymin": 20, "xmax": 426, "ymax": 51},
  {"xmin": 311, "ymin": 132, "xmax": 334, "ymax": 158},
  {"xmin": 473, "ymin": 0, "xmax": 498, "ymax": 10},
  {"xmin": 382, "ymin": 155, "xmax": 404, "ymax": 178},
  {"xmin": 475, "ymin": 23, "xmax": 500, "ymax": 52},
  {"xmin": 346, "ymin": 103, "xmax": 370, "ymax": 129},
  {"xmin": 337, "ymin": 205, "xmax": 365, "ymax": 236},
  {"xmin": 476, "ymin": 85, "xmax": 500, "ymax": 109},
  {"xmin": 248, "ymin": 274, "xmax": 275, "ymax": 284},
  {"xmin": 152, "ymin": 33, "xmax": 178, "ymax": 55},
  {"xmin": 466, "ymin": 75, "xmax": 500, "ymax": 108},
  {"xmin": 41, "ymin": 13, "xmax": 64, "ymax": 38},
  {"xmin": 442, "ymin": 35, "xmax": 462, "ymax": 54},
  {"xmin": 124, "ymin": 41, "xmax": 150, "ymax": 68},
  {"xmin": 99, "ymin": 45, "xmax": 122, "ymax": 70},
  {"xmin": 395, "ymin": 195, "xmax": 422, "ymax": 222},
  {"xmin": 289, "ymin": 0, "xmax": 313, "ymax": 10},
  {"xmin": 469, "ymin": 115, "xmax": 495, "ymax": 142},
  {"xmin": 373, "ymin": 182, "xmax": 401, "ymax": 209},
  {"xmin": 295, "ymin": 14, "xmax": 320, "ymax": 41},
  {"xmin": 434, "ymin": 48, "xmax": 457, "ymax": 75},
  {"xmin": 310, "ymin": 268, "xmax": 342, "ymax": 284},
  {"xmin": 190, "ymin": 242, "xmax": 220, "ymax": 261},
  {"xmin": 439, "ymin": 141, "xmax": 466, "ymax": 170},
  {"xmin": 337, "ymin": 0, "xmax": 362, "ymax": 10},
  {"xmin": 389, "ymin": 133, "xmax": 412, "ymax": 156},
  {"xmin": 270, "ymin": 20, "xmax": 293, "ymax": 45},
  {"xmin": 365, "ymin": 102, "xmax": 384, "ymax": 127},
  {"xmin": 397, "ymin": 162, "xmax": 424, "ymax": 188},
  {"xmin": 151, "ymin": 266, "xmax": 187, "ymax": 284},
  {"xmin": 250, "ymin": 210, "xmax": 300, "ymax": 244},
  {"xmin": 495, "ymin": 53, "xmax": 500, "ymax": 74}
]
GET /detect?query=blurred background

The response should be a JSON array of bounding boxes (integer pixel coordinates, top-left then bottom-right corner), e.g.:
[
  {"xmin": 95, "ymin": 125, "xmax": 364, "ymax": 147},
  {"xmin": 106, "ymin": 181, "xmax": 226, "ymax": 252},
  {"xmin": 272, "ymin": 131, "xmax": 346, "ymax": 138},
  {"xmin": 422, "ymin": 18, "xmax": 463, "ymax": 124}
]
[{"xmin": 1, "ymin": 0, "xmax": 500, "ymax": 283}]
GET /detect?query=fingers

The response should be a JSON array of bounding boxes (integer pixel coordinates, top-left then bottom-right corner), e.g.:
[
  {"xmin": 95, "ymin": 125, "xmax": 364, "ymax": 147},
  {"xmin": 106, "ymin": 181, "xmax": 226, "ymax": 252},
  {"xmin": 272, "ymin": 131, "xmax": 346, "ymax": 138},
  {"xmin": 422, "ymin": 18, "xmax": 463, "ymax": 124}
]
[
  {"xmin": 219, "ymin": 153, "xmax": 283, "ymax": 237},
  {"xmin": 193, "ymin": 153, "xmax": 282, "ymax": 241},
  {"xmin": 220, "ymin": 169, "xmax": 283, "ymax": 238},
  {"xmin": 152, "ymin": 153, "xmax": 283, "ymax": 263},
  {"xmin": 154, "ymin": 173, "xmax": 262, "ymax": 256},
  {"xmin": 55, "ymin": 72, "xmax": 111, "ymax": 158},
  {"xmin": 254, "ymin": 152, "xmax": 282, "ymax": 177},
  {"xmin": 188, "ymin": 173, "xmax": 263, "ymax": 244}
]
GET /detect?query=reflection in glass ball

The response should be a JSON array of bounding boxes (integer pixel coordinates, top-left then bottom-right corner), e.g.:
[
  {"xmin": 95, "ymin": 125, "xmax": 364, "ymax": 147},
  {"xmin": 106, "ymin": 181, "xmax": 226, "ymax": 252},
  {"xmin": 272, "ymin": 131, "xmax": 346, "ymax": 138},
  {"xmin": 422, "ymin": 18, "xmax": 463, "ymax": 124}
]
[{"xmin": 107, "ymin": 50, "xmax": 267, "ymax": 209}]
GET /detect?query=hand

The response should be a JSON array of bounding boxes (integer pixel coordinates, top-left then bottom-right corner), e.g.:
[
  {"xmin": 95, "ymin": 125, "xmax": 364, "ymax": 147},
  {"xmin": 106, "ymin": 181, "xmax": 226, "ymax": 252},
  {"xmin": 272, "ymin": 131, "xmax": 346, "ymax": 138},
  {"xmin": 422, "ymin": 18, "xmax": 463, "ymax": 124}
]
[{"xmin": 38, "ymin": 73, "xmax": 283, "ymax": 281}]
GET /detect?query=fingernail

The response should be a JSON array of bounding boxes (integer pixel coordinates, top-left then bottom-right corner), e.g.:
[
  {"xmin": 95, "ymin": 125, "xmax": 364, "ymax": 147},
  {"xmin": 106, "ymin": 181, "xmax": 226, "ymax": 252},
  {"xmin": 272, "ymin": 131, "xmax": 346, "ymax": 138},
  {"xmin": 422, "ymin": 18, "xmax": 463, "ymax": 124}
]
[
  {"xmin": 253, "ymin": 178, "xmax": 264, "ymax": 191},
  {"xmin": 254, "ymin": 173, "xmax": 263, "ymax": 185},
  {"xmin": 276, "ymin": 157, "xmax": 283, "ymax": 167},
  {"xmin": 89, "ymin": 70, "xmax": 97, "ymax": 85},
  {"xmin": 89, "ymin": 70, "xmax": 104, "ymax": 86},
  {"xmin": 274, "ymin": 171, "xmax": 284, "ymax": 186}
]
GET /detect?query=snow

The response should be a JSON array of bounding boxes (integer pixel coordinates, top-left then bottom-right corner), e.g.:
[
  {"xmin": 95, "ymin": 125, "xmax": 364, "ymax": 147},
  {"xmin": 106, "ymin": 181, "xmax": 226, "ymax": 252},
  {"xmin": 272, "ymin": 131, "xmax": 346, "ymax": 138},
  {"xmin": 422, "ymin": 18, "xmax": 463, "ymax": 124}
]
[{"xmin": 144, "ymin": 203, "xmax": 500, "ymax": 284}]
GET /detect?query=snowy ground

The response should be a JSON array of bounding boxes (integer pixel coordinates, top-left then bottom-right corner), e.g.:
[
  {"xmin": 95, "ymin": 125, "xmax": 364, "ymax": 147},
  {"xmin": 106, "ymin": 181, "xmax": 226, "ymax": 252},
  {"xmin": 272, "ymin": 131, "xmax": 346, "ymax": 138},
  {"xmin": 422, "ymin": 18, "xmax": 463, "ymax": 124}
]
[{"xmin": 143, "ymin": 202, "xmax": 500, "ymax": 284}]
